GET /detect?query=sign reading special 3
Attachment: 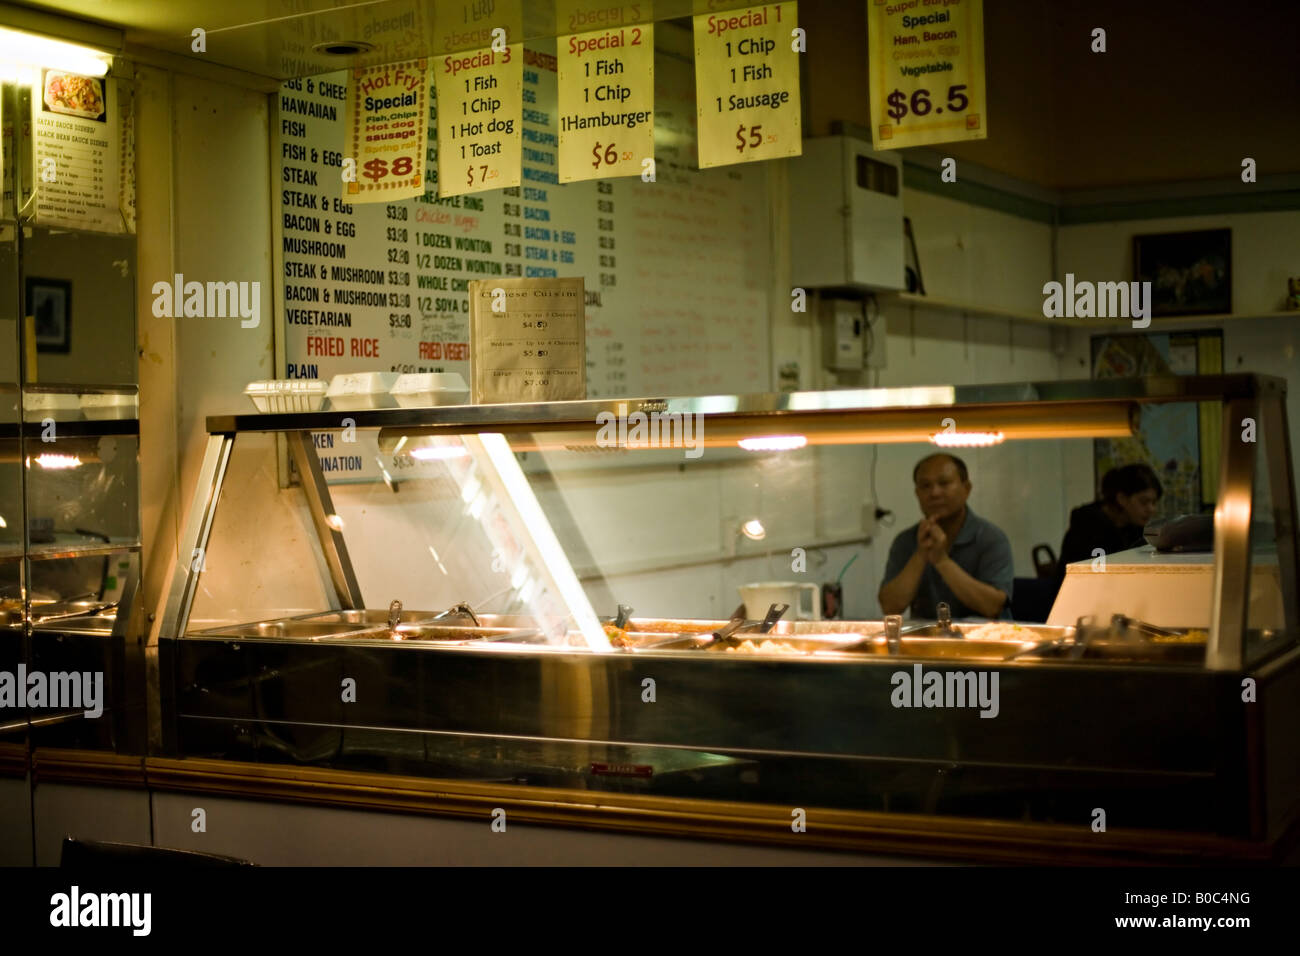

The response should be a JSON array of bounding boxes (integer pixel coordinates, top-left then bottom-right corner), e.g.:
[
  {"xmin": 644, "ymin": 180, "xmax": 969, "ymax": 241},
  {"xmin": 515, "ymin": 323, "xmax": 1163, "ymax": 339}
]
[
  {"xmin": 344, "ymin": 60, "xmax": 429, "ymax": 202},
  {"xmin": 867, "ymin": 0, "xmax": 986, "ymax": 150}
]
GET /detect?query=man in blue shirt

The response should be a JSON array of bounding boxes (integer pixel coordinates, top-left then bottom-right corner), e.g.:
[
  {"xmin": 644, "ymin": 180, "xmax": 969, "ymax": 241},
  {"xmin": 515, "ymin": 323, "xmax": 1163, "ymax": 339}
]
[{"xmin": 878, "ymin": 453, "xmax": 1014, "ymax": 620}]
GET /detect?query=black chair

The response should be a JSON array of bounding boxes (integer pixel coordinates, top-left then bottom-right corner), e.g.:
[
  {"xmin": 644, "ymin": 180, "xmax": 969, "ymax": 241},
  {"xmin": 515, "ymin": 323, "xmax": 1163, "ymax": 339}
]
[
  {"xmin": 60, "ymin": 836, "xmax": 255, "ymax": 867},
  {"xmin": 1032, "ymin": 543, "xmax": 1058, "ymax": 579},
  {"xmin": 1010, "ymin": 577, "xmax": 1056, "ymax": 623}
]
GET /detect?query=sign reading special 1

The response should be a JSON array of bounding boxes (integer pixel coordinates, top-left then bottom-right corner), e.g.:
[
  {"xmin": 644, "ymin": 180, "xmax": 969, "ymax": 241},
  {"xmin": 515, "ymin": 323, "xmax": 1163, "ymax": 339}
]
[
  {"xmin": 867, "ymin": 0, "xmax": 987, "ymax": 149},
  {"xmin": 693, "ymin": 2, "xmax": 802, "ymax": 169}
]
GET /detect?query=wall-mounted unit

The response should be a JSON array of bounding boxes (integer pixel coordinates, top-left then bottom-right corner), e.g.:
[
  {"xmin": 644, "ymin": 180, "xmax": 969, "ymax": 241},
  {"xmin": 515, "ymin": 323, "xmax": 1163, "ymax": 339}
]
[{"xmin": 789, "ymin": 135, "xmax": 905, "ymax": 292}]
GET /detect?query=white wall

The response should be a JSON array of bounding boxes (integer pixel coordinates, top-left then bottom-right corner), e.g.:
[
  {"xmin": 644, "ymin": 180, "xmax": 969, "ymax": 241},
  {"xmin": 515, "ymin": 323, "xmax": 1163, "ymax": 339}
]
[{"xmin": 137, "ymin": 67, "xmax": 280, "ymax": 635}]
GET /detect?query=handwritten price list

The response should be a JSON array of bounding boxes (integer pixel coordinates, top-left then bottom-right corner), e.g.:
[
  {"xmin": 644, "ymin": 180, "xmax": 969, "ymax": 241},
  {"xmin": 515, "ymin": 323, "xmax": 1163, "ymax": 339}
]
[
  {"xmin": 866, "ymin": 0, "xmax": 986, "ymax": 149},
  {"xmin": 434, "ymin": 45, "xmax": 523, "ymax": 197},
  {"xmin": 693, "ymin": 2, "xmax": 801, "ymax": 169},
  {"xmin": 556, "ymin": 23, "xmax": 654, "ymax": 183}
]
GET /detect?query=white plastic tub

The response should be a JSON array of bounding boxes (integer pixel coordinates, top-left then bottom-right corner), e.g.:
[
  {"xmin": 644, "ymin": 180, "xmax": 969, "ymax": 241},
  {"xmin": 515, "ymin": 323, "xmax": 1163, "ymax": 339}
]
[
  {"xmin": 244, "ymin": 380, "xmax": 328, "ymax": 413},
  {"xmin": 79, "ymin": 393, "xmax": 137, "ymax": 420},
  {"xmin": 327, "ymin": 372, "xmax": 400, "ymax": 410}
]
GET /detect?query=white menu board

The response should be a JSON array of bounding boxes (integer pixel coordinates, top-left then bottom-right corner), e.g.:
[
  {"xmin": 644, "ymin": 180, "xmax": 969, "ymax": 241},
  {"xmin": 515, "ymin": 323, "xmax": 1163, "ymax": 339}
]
[
  {"xmin": 29, "ymin": 71, "xmax": 123, "ymax": 234},
  {"xmin": 276, "ymin": 29, "xmax": 771, "ymax": 479}
]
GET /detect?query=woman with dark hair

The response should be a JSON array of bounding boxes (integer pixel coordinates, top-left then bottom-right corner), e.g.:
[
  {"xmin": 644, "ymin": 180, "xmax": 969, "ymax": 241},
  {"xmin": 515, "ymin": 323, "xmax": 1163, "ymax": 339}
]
[{"xmin": 1057, "ymin": 463, "xmax": 1164, "ymax": 577}]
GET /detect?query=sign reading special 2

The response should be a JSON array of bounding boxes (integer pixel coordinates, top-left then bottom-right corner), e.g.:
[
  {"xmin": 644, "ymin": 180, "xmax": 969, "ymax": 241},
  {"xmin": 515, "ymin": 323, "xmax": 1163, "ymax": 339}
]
[{"xmin": 867, "ymin": 0, "xmax": 986, "ymax": 150}]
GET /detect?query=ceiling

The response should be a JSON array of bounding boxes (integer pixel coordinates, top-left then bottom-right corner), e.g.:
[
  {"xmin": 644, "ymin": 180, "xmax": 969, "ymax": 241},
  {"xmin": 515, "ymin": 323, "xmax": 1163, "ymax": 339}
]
[{"xmin": 6, "ymin": 0, "xmax": 1298, "ymax": 190}]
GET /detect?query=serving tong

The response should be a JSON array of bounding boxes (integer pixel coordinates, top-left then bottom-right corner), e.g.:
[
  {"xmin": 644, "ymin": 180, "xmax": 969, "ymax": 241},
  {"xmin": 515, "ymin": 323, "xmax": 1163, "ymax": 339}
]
[{"xmin": 706, "ymin": 603, "xmax": 789, "ymax": 648}]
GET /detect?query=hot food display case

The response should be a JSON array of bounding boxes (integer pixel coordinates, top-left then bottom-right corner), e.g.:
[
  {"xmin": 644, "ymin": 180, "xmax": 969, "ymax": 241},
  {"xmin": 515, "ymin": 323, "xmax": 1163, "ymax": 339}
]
[{"xmin": 152, "ymin": 374, "xmax": 1300, "ymax": 862}]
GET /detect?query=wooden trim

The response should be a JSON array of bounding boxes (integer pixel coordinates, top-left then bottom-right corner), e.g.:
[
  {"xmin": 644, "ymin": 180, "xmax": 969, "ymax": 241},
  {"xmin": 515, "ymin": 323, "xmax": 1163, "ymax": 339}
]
[
  {"xmin": 0, "ymin": 742, "xmax": 29, "ymax": 777},
  {"xmin": 32, "ymin": 749, "xmax": 146, "ymax": 788},
  {"xmin": 142, "ymin": 756, "xmax": 1290, "ymax": 865}
]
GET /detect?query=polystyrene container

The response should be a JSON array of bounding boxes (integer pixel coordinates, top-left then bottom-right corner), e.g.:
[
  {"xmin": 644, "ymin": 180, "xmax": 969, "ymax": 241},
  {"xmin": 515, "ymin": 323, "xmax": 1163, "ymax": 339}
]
[
  {"xmin": 327, "ymin": 372, "xmax": 400, "ymax": 410},
  {"xmin": 244, "ymin": 379, "xmax": 328, "ymax": 413},
  {"xmin": 390, "ymin": 372, "xmax": 470, "ymax": 408},
  {"xmin": 23, "ymin": 392, "xmax": 82, "ymax": 420},
  {"xmin": 79, "ymin": 393, "xmax": 137, "ymax": 420}
]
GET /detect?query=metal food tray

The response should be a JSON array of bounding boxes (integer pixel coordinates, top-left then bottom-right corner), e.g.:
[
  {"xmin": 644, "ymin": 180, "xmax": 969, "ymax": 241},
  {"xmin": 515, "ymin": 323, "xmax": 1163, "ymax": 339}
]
[
  {"xmin": 640, "ymin": 633, "xmax": 1040, "ymax": 661},
  {"xmin": 195, "ymin": 616, "xmax": 540, "ymax": 644},
  {"xmin": 900, "ymin": 622, "xmax": 1078, "ymax": 641}
]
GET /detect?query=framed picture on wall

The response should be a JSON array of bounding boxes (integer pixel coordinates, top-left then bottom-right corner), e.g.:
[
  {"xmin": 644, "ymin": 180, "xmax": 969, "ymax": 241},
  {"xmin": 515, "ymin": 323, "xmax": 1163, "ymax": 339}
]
[
  {"xmin": 1133, "ymin": 228, "xmax": 1232, "ymax": 316},
  {"xmin": 27, "ymin": 277, "xmax": 72, "ymax": 353}
]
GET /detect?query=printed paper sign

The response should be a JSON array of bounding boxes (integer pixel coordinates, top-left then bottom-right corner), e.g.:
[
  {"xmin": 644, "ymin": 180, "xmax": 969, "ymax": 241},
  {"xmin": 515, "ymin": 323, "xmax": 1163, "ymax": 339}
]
[
  {"xmin": 693, "ymin": 2, "xmax": 801, "ymax": 169},
  {"xmin": 867, "ymin": 0, "xmax": 987, "ymax": 149},
  {"xmin": 557, "ymin": 24, "xmax": 654, "ymax": 183},
  {"xmin": 344, "ymin": 59, "xmax": 429, "ymax": 202},
  {"xmin": 469, "ymin": 277, "xmax": 586, "ymax": 403},
  {"xmin": 435, "ymin": 45, "xmax": 523, "ymax": 196},
  {"xmin": 30, "ymin": 70, "xmax": 122, "ymax": 233}
]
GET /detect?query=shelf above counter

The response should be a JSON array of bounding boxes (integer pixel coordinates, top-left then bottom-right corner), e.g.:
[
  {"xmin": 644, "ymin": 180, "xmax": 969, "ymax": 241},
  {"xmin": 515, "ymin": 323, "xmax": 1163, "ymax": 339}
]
[{"xmin": 880, "ymin": 291, "xmax": 1297, "ymax": 330}]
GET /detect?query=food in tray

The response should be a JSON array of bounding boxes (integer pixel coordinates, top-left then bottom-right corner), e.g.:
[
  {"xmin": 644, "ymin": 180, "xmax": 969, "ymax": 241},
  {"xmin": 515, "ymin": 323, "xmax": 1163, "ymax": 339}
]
[
  {"xmin": 960, "ymin": 622, "xmax": 1035, "ymax": 641},
  {"xmin": 44, "ymin": 72, "xmax": 104, "ymax": 117},
  {"xmin": 1151, "ymin": 629, "xmax": 1209, "ymax": 643},
  {"xmin": 716, "ymin": 639, "xmax": 807, "ymax": 655},
  {"xmin": 602, "ymin": 623, "xmax": 633, "ymax": 648}
]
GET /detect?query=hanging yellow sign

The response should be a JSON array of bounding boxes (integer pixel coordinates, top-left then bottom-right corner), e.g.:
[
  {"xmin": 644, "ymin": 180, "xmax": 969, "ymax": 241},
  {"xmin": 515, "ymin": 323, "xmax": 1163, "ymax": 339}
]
[
  {"xmin": 867, "ymin": 0, "xmax": 987, "ymax": 150},
  {"xmin": 434, "ymin": 45, "xmax": 523, "ymax": 197},
  {"xmin": 344, "ymin": 60, "xmax": 429, "ymax": 203},
  {"xmin": 557, "ymin": 24, "xmax": 655, "ymax": 183},
  {"xmin": 693, "ymin": 2, "xmax": 801, "ymax": 169}
]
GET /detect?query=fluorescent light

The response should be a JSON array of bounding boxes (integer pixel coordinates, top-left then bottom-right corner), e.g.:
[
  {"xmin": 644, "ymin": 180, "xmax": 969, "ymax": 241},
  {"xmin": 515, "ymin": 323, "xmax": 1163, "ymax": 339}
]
[
  {"xmin": 741, "ymin": 518, "xmax": 767, "ymax": 540},
  {"xmin": 409, "ymin": 445, "xmax": 468, "ymax": 461},
  {"xmin": 0, "ymin": 28, "xmax": 112, "ymax": 78},
  {"xmin": 930, "ymin": 430, "xmax": 1005, "ymax": 448},
  {"xmin": 30, "ymin": 453, "xmax": 82, "ymax": 469},
  {"xmin": 738, "ymin": 435, "xmax": 807, "ymax": 452}
]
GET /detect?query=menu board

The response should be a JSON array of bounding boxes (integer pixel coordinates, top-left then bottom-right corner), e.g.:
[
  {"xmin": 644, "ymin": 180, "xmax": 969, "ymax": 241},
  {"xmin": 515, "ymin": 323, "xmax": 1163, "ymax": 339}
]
[
  {"xmin": 468, "ymin": 276, "xmax": 586, "ymax": 402},
  {"xmin": 276, "ymin": 26, "xmax": 771, "ymax": 436},
  {"xmin": 28, "ymin": 71, "xmax": 124, "ymax": 234}
]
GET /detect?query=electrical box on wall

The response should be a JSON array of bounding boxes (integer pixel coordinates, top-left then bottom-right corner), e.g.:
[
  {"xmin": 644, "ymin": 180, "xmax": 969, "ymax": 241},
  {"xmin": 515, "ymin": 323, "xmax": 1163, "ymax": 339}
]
[
  {"xmin": 789, "ymin": 136, "xmax": 905, "ymax": 291},
  {"xmin": 824, "ymin": 298, "xmax": 864, "ymax": 370}
]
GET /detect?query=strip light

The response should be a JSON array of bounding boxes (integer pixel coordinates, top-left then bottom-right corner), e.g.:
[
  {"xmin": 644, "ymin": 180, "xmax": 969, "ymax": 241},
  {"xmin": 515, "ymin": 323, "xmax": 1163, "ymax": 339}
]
[
  {"xmin": 0, "ymin": 27, "xmax": 112, "ymax": 81},
  {"xmin": 738, "ymin": 435, "xmax": 808, "ymax": 452},
  {"xmin": 930, "ymin": 430, "xmax": 1005, "ymax": 448},
  {"xmin": 29, "ymin": 453, "xmax": 82, "ymax": 469}
]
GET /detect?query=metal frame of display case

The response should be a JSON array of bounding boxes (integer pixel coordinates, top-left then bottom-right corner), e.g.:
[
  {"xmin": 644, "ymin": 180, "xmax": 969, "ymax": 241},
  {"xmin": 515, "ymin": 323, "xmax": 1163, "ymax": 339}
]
[
  {"xmin": 149, "ymin": 375, "xmax": 1300, "ymax": 847},
  {"xmin": 1, "ymin": 384, "xmax": 143, "ymax": 755},
  {"xmin": 164, "ymin": 374, "xmax": 1297, "ymax": 667}
]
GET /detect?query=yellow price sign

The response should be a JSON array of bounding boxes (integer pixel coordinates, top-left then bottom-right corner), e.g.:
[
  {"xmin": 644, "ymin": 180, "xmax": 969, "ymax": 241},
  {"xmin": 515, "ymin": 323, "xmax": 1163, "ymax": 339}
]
[
  {"xmin": 693, "ymin": 2, "xmax": 802, "ymax": 169},
  {"xmin": 557, "ymin": 24, "xmax": 655, "ymax": 183},
  {"xmin": 343, "ymin": 60, "xmax": 429, "ymax": 203},
  {"xmin": 434, "ymin": 44, "xmax": 523, "ymax": 197},
  {"xmin": 867, "ymin": 0, "xmax": 987, "ymax": 149}
]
